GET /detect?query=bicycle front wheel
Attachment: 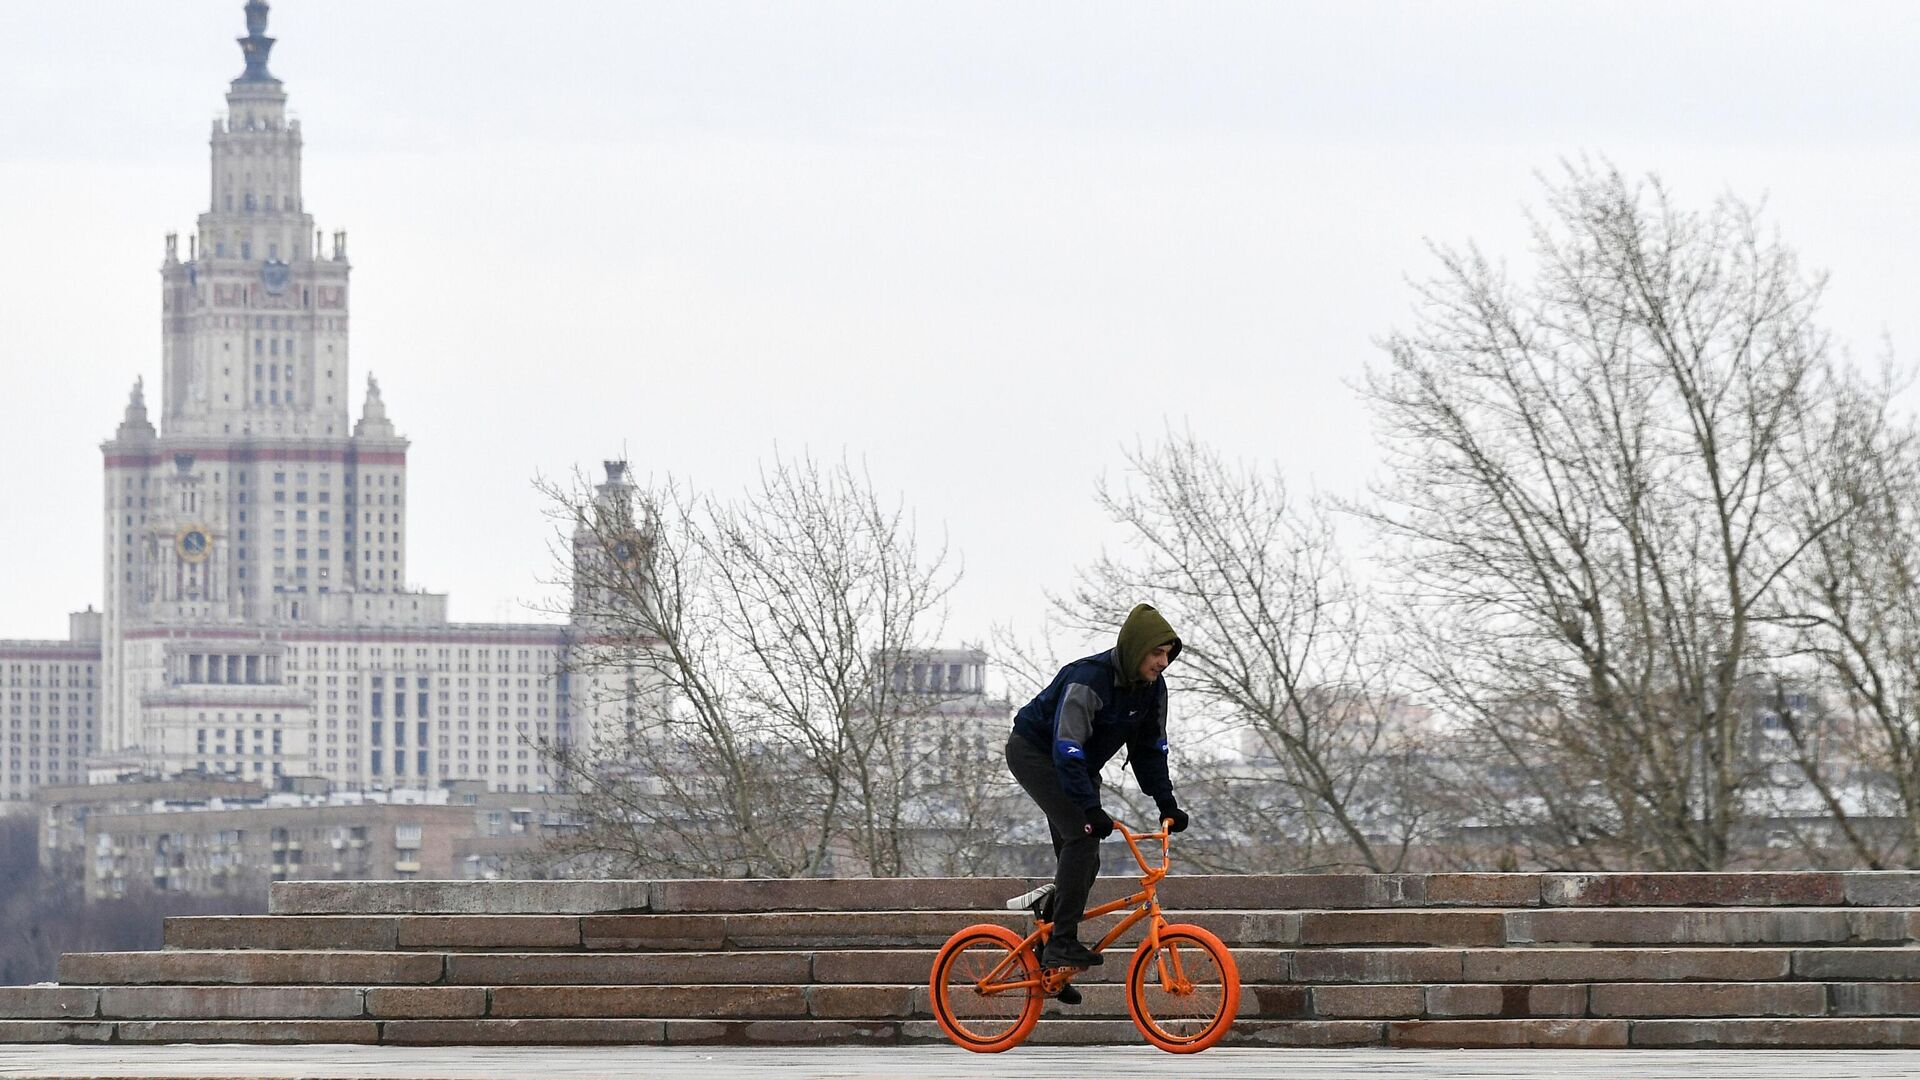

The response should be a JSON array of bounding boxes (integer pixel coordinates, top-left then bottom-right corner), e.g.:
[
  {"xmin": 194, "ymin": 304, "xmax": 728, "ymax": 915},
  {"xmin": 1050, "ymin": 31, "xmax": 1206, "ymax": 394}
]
[
  {"xmin": 1126, "ymin": 923, "xmax": 1240, "ymax": 1053},
  {"xmin": 929, "ymin": 923, "xmax": 1043, "ymax": 1053}
]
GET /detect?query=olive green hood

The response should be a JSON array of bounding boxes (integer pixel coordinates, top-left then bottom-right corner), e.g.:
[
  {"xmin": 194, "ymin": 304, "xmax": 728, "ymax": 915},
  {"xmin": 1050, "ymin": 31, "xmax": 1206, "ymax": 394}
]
[{"xmin": 1116, "ymin": 603, "xmax": 1182, "ymax": 686}]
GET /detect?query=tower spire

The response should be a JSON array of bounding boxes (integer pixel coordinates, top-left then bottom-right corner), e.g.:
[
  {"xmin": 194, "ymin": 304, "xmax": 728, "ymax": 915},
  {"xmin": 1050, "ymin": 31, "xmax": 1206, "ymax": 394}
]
[{"xmin": 236, "ymin": 1, "xmax": 278, "ymax": 84}]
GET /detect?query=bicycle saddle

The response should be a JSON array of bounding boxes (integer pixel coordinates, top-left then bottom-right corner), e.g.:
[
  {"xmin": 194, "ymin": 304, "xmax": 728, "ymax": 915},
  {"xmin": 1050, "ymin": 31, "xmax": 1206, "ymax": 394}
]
[{"xmin": 1005, "ymin": 882, "xmax": 1056, "ymax": 916}]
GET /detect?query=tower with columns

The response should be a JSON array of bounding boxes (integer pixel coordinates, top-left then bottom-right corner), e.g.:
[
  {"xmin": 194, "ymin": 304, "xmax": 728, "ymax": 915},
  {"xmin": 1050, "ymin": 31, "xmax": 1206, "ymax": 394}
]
[{"xmin": 100, "ymin": 1, "xmax": 413, "ymax": 762}]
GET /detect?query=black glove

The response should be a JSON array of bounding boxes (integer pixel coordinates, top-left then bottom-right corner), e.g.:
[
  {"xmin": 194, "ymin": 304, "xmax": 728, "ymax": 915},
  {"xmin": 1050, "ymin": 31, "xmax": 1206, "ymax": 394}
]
[
  {"xmin": 1083, "ymin": 806, "xmax": 1115, "ymax": 839},
  {"xmin": 1158, "ymin": 801, "xmax": 1190, "ymax": 834}
]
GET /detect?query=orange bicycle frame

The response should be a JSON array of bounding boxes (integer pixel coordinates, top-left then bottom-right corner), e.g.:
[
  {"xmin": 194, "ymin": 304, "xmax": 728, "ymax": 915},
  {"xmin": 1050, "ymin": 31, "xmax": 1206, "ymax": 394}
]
[{"xmin": 963, "ymin": 819, "xmax": 1173, "ymax": 995}]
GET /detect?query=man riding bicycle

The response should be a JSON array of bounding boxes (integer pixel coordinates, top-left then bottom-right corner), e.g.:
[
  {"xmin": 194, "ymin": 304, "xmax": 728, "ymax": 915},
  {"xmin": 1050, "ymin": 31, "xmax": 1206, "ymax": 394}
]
[{"xmin": 1006, "ymin": 603, "xmax": 1191, "ymax": 973}]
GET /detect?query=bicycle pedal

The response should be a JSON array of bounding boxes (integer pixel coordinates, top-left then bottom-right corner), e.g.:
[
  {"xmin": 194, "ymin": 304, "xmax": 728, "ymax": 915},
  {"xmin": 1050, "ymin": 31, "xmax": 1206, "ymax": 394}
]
[{"xmin": 1055, "ymin": 984, "xmax": 1083, "ymax": 1006}]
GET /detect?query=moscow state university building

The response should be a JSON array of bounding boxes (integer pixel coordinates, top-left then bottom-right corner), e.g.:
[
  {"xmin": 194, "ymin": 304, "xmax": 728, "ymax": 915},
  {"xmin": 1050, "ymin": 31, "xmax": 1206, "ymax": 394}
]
[{"xmin": 0, "ymin": 3, "xmax": 610, "ymax": 802}]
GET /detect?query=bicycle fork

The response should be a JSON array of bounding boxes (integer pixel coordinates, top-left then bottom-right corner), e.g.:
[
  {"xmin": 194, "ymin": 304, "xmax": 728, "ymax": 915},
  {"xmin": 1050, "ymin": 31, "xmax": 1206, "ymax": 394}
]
[{"xmin": 1139, "ymin": 905, "xmax": 1195, "ymax": 996}]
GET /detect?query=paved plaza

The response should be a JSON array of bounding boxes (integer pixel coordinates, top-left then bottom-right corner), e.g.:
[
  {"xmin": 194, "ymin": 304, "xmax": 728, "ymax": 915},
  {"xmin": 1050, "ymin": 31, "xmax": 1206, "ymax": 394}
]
[{"xmin": 3, "ymin": 1045, "xmax": 1920, "ymax": 1079}]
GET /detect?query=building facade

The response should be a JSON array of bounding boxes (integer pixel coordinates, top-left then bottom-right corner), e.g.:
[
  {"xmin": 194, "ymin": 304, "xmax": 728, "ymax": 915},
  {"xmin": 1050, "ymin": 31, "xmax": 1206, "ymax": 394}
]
[
  {"xmin": 41, "ymin": 776, "xmax": 576, "ymax": 899},
  {"xmin": 2, "ymin": 3, "xmax": 626, "ymax": 804},
  {"xmin": 0, "ymin": 611, "xmax": 104, "ymax": 801},
  {"xmin": 36, "ymin": 775, "xmax": 270, "ymax": 885}
]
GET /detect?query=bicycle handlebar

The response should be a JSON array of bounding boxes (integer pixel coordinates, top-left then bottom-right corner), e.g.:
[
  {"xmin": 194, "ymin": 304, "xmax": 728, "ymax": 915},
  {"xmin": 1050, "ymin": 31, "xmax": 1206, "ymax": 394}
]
[
  {"xmin": 1109, "ymin": 818, "xmax": 1176, "ymax": 876},
  {"xmin": 1111, "ymin": 820, "xmax": 1172, "ymax": 840}
]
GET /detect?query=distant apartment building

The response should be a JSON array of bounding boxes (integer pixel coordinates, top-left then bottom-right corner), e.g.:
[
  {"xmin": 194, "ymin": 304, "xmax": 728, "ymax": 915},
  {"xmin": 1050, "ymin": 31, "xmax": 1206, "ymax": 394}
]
[
  {"xmin": 37, "ymin": 775, "xmax": 270, "ymax": 884},
  {"xmin": 38, "ymin": 775, "xmax": 575, "ymax": 900},
  {"xmin": 84, "ymin": 800, "xmax": 478, "ymax": 901},
  {"xmin": 0, "ymin": 612, "xmax": 104, "ymax": 801}
]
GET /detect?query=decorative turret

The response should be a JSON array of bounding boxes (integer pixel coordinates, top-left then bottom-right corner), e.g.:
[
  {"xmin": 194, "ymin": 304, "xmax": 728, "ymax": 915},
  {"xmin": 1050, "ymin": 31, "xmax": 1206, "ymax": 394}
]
[
  {"xmin": 236, "ymin": 1, "xmax": 279, "ymax": 85},
  {"xmin": 115, "ymin": 378, "xmax": 157, "ymax": 443},
  {"xmin": 594, "ymin": 460, "xmax": 643, "ymax": 536},
  {"xmin": 571, "ymin": 460, "xmax": 653, "ymax": 624},
  {"xmin": 353, "ymin": 375, "xmax": 396, "ymax": 438}
]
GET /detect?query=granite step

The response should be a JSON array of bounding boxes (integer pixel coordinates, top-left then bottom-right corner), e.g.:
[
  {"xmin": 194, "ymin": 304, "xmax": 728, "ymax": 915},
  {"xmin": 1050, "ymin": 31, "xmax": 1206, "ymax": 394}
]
[
  {"xmin": 166, "ymin": 906, "xmax": 1920, "ymax": 955},
  {"xmin": 163, "ymin": 911, "xmax": 1080, "ymax": 952},
  {"xmin": 28, "ymin": 980, "xmax": 1920, "ymax": 1023},
  {"xmin": 12, "ymin": 1015, "xmax": 1920, "ymax": 1048},
  {"xmin": 267, "ymin": 871, "xmax": 1920, "ymax": 916},
  {"xmin": 65, "ymin": 944, "xmax": 1920, "ymax": 990}
]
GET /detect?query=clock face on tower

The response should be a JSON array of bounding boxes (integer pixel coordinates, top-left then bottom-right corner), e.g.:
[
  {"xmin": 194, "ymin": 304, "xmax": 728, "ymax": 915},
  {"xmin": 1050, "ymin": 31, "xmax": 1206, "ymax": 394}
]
[
  {"xmin": 261, "ymin": 259, "xmax": 291, "ymax": 295},
  {"xmin": 176, "ymin": 526, "xmax": 212, "ymax": 564},
  {"xmin": 609, "ymin": 533, "xmax": 646, "ymax": 569}
]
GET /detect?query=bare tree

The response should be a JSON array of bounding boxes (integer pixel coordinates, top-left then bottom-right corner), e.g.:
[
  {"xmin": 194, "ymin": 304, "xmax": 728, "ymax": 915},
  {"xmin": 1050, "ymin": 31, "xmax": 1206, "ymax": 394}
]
[
  {"xmin": 1364, "ymin": 161, "xmax": 1856, "ymax": 870},
  {"xmin": 1771, "ymin": 373, "xmax": 1920, "ymax": 868},
  {"xmin": 536, "ymin": 455, "xmax": 959, "ymax": 877},
  {"xmin": 1052, "ymin": 430, "xmax": 1430, "ymax": 873},
  {"xmin": 0, "ymin": 817, "xmax": 266, "ymax": 985}
]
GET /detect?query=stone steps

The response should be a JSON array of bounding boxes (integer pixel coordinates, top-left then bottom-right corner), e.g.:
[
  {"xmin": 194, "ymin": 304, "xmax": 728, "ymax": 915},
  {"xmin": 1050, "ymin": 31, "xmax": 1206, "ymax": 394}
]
[
  {"xmin": 12, "ymin": 1015, "xmax": 1920, "ymax": 1048},
  {"xmin": 23, "ymin": 980, "xmax": 1920, "ymax": 1022},
  {"xmin": 267, "ymin": 872, "xmax": 1920, "ymax": 915},
  {"xmin": 65, "ymin": 945, "xmax": 1920, "ymax": 987},
  {"xmin": 21, "ymin": 872, "xmax": 1920, "ymax": 1047}
]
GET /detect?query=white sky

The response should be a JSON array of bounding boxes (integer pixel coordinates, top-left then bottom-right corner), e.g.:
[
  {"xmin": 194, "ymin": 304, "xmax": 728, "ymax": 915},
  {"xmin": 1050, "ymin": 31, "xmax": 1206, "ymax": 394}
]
[{"xmin": 2, "ymin": 1, "xmax": 1918, "ymax": 652}]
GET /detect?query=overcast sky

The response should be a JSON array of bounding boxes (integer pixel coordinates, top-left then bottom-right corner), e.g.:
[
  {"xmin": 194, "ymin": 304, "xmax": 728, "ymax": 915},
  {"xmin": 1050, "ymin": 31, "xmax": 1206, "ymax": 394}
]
[{"xmin": 2, "ymin": 1, "xmax": 1918, "ymax": 653}]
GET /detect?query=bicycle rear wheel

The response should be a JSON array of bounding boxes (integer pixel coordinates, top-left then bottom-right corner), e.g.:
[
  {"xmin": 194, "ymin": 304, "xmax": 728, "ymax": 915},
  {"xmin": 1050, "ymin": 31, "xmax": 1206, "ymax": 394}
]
[
  {"xmin": 929, "ymin": 923, "xmax": 1043, "ymax": 1052},
  {"xmin": 1126, "ymin": 923, "xmax": 1240, "ymax": 1053}
]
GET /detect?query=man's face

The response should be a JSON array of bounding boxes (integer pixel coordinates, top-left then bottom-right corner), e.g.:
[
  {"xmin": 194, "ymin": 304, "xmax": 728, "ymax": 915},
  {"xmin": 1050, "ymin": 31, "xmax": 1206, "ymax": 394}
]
[{"xmin": 1139, "ymin": 643, "xmax": 1173, "ymax": 683}]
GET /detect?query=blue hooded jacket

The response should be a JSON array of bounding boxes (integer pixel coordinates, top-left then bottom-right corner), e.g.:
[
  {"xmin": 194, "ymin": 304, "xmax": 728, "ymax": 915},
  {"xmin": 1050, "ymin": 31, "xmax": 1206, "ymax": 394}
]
[{"xmin": 1011, "ymin": 647, "xmax": 1176, "ymax": 812}]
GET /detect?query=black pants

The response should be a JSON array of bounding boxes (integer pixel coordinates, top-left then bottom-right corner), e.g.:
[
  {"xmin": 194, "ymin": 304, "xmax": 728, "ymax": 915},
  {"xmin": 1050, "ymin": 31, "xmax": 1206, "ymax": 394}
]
[{"xmin": 1005, "ymin": 733, "xmax": 1101, "ymax": 942}]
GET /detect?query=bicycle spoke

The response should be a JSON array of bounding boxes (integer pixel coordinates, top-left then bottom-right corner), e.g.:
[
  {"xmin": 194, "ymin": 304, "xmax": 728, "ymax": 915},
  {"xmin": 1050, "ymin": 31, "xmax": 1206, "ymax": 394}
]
[
  {"xmin": 933, "ymin": 930, "xmax": 1040, "ymax": 1050},
  {"xmin": 1163, "ymin": 939, "xmax": 1189, "ymax": 989},
  {"xmin": 1128, "ymin": 927, "xmax": 1238, "ymax": 1050}
]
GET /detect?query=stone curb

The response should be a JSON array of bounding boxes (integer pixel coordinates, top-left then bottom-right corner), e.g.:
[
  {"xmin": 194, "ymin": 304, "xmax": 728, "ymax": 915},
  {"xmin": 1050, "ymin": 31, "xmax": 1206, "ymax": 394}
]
[{"xmin": 268, "ymin": 873, "xmax": 1920, "ymax": 917}]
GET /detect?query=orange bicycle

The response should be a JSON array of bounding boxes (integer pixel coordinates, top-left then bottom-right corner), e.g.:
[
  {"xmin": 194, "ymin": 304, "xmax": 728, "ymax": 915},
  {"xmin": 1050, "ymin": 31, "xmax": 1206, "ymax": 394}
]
[{"xmin": 928, "ymin": 819, "xmax": 1240, "ymax": 1054}]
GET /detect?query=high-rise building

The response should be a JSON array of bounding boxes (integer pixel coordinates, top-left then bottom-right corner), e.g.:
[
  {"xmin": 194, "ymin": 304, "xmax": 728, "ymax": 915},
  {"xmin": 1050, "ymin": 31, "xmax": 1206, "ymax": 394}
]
[
  {"xmin": 0, "ymin": 611, "xmax": 102, "ymax": 799},
  {"xmin": 3, "ymin": 2, "xmax": 626, "ymax": 802}
]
